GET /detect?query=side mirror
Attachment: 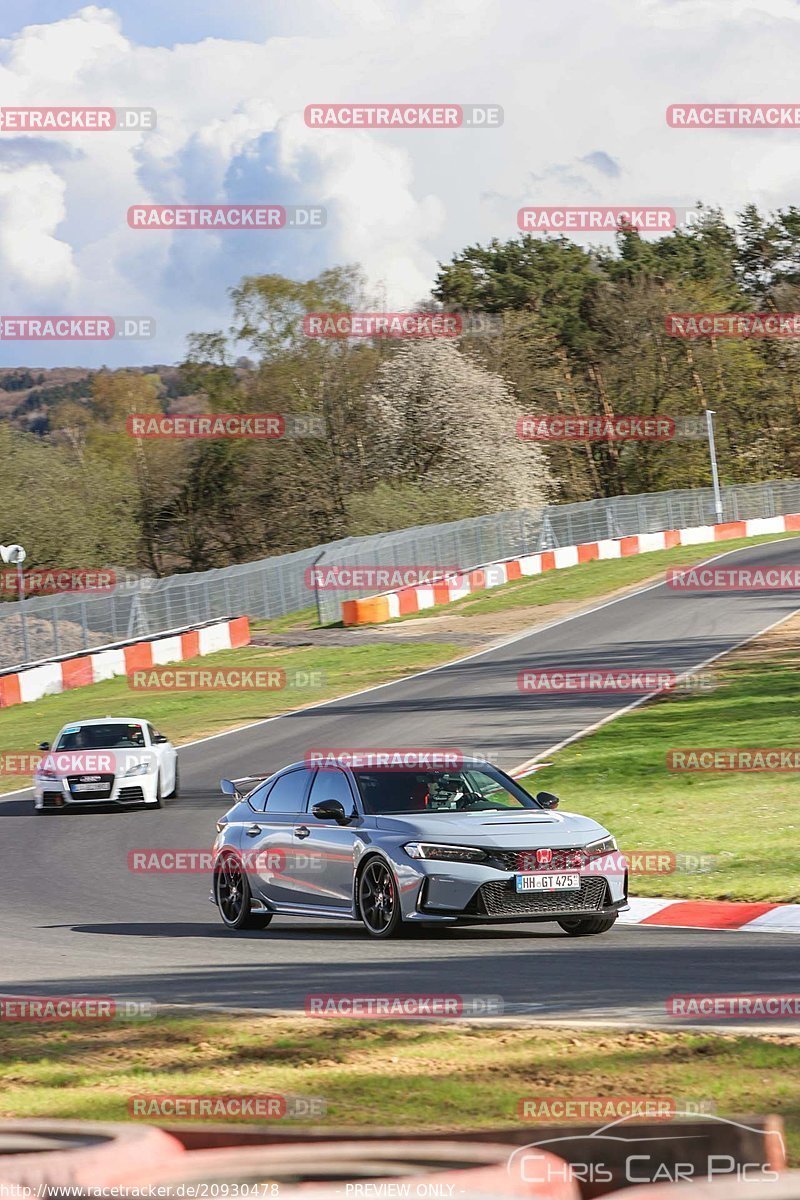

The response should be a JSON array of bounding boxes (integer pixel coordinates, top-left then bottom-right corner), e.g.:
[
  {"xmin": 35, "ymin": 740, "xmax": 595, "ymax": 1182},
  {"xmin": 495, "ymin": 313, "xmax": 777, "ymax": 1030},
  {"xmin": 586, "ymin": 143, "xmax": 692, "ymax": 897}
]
[
  {"xmin": 312, "ymin": 798, "xmax": 348, "ymax": 824},
  {"xmin": 220, "ymin": 779, "xmax": 237, "ymax": 796},
  {"xmin": 536, "ymin": 790, "xmax": 560, "ymax": 809},
  {"xmin": 38, "ymin": 742, "xmax": 50, "ymax": 751},
  {"xmin": 153, "ymin": 733, "xmax": 168, "ymax": 744}
]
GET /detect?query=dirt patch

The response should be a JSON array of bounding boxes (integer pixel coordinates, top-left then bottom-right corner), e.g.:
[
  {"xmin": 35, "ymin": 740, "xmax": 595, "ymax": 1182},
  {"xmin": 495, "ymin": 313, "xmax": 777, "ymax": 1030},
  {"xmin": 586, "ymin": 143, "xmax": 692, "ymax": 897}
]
[
  {"xmin": 370, "ymin": 569, "xmax": 670, "ymax": 645},
  {"xmin": 726, "ymin": 609, "xmax": 800, "ymax": 661},
  {"xmin": 0, "ymin": 611, "xmax": 95, "ymax": 670},
  {"xmin": 253, "ymin": 569, "xmax": 674, "ymax": 650}
]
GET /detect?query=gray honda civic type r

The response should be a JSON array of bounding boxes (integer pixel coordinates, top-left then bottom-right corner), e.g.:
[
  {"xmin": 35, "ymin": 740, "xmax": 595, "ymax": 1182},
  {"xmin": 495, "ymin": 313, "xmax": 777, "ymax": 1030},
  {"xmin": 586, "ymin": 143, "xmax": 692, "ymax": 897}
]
[{"xmin": 210, "ymin": 759, "xmax": 628, "ymax": 938}]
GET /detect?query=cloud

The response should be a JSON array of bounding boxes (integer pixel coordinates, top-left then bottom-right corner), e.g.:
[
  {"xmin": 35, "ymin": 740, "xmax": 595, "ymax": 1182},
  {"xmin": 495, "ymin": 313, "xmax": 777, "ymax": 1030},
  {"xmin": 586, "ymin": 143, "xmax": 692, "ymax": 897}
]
[
  {"xmin": 5, "ymin": 0, "xmax": 800, "ymax": 365},
  {"xmin": 581, "ymin": 151, "xmax": 621, "ymax": 179},
  {"xmin": 0, "ymin": 163, "xmax": 76, "ymax": 300}
]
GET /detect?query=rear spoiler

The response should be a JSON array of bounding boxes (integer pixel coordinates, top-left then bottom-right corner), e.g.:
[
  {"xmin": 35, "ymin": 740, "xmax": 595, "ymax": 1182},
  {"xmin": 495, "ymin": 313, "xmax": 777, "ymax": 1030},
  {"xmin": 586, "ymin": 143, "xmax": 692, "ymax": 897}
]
[{"xmin": 220, "ymin": 775, "xmax": 271, "ymax": 799}]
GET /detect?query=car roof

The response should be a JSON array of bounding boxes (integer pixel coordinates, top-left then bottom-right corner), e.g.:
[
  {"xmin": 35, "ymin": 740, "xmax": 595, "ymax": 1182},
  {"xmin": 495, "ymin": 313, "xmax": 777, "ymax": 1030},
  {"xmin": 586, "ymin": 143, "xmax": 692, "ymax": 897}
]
[
  {"xmin": 57, "ymin": 717, "xmax": 149, "ymax": 728},
  {"xmin": 279, "ymin": 757, "xmax": 499, "ymax": 772}
]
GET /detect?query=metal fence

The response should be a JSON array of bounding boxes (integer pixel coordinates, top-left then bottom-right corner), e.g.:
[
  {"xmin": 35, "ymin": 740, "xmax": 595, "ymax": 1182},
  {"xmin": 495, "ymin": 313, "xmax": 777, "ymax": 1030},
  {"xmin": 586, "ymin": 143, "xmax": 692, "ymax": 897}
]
[{"xmin": 3, "ymin": 478, "xmax": 800, "ymax": 671}]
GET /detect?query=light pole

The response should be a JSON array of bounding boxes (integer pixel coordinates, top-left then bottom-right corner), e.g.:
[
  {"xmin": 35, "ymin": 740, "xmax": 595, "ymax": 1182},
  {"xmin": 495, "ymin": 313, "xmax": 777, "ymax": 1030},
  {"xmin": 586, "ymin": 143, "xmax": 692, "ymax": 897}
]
[
  {"xmin": 0, "ymin": 543, "xmax": 30, "ymax": 663},
  {"xmin": 705, "ymin": 410, "xmax": 724, "ymax": 524}
]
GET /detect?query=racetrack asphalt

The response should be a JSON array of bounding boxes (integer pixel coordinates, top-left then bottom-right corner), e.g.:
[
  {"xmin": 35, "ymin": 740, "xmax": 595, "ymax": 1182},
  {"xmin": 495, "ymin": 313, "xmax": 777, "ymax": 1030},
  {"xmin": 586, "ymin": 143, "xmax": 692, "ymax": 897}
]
[{"xmin": 2, "ymin": 535, "xmax": 799, "ymax": 1030}]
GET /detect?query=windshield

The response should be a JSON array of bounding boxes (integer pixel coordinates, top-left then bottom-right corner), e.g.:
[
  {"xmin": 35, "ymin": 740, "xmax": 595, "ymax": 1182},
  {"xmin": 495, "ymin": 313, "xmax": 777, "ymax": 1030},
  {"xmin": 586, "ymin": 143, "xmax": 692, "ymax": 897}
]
[
  {"xmin": 352, "ymin": 765, "xmax": 539, "ymax": 815},
  {"xmin": 55, "ymin": 723, "xmax": 146, "ymax": 751}
]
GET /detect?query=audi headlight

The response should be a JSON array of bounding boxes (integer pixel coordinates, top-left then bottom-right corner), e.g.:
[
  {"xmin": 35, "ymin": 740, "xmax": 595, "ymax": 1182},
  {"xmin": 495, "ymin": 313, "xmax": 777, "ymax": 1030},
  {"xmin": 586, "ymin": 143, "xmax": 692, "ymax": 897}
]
[
  {"xmin": 404, "ymin": 842, "xmax": 488, "ymax": 863},
  {"xmin": 585, "ymin": 836, "xmax": 617, "ymax": 857},
  {"xmin": 36, "ymin": 770, "xmax": 61, "ymax": 781},
  {"xmin": 123, "ymin": 762, "xmax": 151, "ymax": 777}
]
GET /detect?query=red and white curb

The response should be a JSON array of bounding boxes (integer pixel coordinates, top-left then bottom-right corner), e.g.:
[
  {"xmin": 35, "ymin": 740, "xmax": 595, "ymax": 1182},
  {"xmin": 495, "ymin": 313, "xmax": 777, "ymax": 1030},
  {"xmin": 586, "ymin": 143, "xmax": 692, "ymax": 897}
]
[
  {"xmin": 341, "ymin": 513, "xmax": 800, "ymax": 624},
  {"xmin": 0, "ymin": 616, "xmax": 250, "ymax": 708},
  {"xmin": 620, "ymin": 896, "xmax": 800, "ymax": 933}
]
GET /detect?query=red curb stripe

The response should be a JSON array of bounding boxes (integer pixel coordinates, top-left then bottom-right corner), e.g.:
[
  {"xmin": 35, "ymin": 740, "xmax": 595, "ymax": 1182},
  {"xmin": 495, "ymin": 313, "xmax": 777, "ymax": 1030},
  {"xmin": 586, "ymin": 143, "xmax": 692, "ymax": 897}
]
[
  {"xmin": 180, "ymin": 629, "xmax": 200, "ymax": 658},
  {"xmin": 0, "ymin": 673, "xmax": 22, "ymax": 707},
  {"xmin": 124, "ymin": 640, "xmax": 153, "ymax": 675},
  {"xmin": 641, "ymin": 900, "xmax": 777, "ymax": 929},
  {"xmin": 62, "ymin": 656, "xmax": 94, "ymax": 689},
  {"xmin": 715, "ymin": 520, "xmax": 747, "ymax": 541},
  {"xmin": 397, "ymin": 586, "xmax": 419, "ymax": 615},
  {"xmin": 228, "ymin": 615, "xmax": 250, "ymax": 648}
]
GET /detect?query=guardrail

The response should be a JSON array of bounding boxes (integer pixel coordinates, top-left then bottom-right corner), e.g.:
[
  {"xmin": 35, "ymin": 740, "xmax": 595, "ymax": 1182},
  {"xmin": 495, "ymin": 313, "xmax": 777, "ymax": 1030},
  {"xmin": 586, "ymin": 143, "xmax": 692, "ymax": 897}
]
[
  {"xmin": 3, "ymin": 478, "xmax": 800, "ymax": 671},
  {"xmin": 340, "ymin": 514, "xmax": 800, "ymax": 625},
  {"xmin": 0, "ymin": 616, "xmax": 250, "ymax": 708}
]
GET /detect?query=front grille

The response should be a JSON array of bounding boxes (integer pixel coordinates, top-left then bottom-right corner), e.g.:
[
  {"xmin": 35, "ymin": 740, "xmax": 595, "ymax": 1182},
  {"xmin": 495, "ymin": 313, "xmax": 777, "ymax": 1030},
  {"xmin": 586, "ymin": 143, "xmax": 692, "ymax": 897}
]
[
  {"xmin": 490, "ymin": 847, "xmax": 586, "ymax": 872},
  {"xmin": 470, "ymin": 877, "xmax": 608, "ymax": 917},
  {"xmin": 117, "ymin": 787, "xmax": 145, "ymax": 803},
  {"xmin": 67, "ymin": 773, "xmax": 114, "ymax": 798}
]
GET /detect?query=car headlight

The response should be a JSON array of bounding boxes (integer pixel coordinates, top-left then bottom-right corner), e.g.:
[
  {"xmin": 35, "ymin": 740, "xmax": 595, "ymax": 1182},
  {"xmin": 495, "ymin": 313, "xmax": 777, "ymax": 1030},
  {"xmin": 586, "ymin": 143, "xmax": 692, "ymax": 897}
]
[
  {"xmin": 123, "ymin": 762, "xmax": 152, "ymax": 777},
  {"xmin": 404, "ymin": 842, "xmax": 488, "ymax": 863},
  {"xmin": 36, "ymin": 770, "xmax": 61, "ymax": 782},
  {"xmin": 585, "ymin": 836, "xmax": 617, "ymax": 857}
]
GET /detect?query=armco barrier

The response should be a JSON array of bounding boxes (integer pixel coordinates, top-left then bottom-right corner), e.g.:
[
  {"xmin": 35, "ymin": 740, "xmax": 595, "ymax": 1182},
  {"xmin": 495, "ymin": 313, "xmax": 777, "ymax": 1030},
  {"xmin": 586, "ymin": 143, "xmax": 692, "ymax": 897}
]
[
  {"xmin": 0, "ymin": 615, "xmax": 250, "ymax": 708},
  {"xmin": 341, "ymin": 514, "xmax": 800, "ymax": 625}
]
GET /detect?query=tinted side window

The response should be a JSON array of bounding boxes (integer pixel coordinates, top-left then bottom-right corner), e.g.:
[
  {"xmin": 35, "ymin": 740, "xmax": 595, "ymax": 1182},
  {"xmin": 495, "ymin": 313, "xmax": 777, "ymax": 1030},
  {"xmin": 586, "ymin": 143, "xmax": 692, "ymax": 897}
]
[
  {"xmin": 247, "ymin": 781, "xmax": 273, "ymax": 813},
  {"xmin": 264, "ymin": 769, "xmax": 312, "ymax": 814},
  {"xmin": 307, "ymin": 768, "xmax": 355, "ymax": 814}
]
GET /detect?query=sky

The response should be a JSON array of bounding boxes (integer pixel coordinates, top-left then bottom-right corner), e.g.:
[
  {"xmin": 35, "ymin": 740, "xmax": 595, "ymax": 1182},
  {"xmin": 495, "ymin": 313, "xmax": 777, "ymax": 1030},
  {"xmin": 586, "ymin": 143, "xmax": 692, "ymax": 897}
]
[{"xmin": 3, "ymin": 0, "xmax": 800, "ymax": 367}]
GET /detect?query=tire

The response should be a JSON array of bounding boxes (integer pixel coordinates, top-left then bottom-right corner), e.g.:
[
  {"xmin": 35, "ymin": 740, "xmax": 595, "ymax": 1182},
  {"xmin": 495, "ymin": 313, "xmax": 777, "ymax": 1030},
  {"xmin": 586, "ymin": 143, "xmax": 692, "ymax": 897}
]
[
  {"xmin": 151, "ymin": 772, "xmax": 163, "ymax": 809},
  {"xmin": 357, "ymin": 857, "xmax": 406, "ymax": 939},
  {"xmin": 558, "ymin": 914, "xmax": 618, "ymax": 936},
  {"xmin": 214, "ymin": 853, "xmax": 273, "ymax": 931},
  {"xmin": 166, "ymin": 761, "xmax": 179, "ymax": 800}
]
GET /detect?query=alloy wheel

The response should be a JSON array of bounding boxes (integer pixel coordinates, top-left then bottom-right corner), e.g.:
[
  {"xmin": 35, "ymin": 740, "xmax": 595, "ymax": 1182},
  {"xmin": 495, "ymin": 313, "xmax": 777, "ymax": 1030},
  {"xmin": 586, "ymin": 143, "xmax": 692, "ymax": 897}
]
[
  {"xmin": 216, "ymin": 855, "xmax": 245, "ymax": 924},
  {"xmin": 360, "ymin": 860, "xmax": 397, "ymax": 934}
]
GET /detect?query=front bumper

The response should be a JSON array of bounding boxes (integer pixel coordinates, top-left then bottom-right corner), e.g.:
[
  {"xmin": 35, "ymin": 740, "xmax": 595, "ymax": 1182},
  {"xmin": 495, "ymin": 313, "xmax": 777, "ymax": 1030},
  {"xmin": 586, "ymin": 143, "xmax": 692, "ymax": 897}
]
[
  {"xmin": 34, "ymin": 772, "xmax": 159, "ymax": 808},
  {"xmin": 395, "ymin": 856, "xmax": 628, "ymax": 924}
]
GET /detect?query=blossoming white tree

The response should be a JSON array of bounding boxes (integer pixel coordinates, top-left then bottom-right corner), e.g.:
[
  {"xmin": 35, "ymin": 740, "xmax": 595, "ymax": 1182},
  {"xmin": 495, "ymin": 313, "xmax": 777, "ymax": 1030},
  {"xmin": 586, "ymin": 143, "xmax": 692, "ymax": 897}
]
[{"xmin": 367, "ymin": 340, "xmax": 552, "ymax": 513}]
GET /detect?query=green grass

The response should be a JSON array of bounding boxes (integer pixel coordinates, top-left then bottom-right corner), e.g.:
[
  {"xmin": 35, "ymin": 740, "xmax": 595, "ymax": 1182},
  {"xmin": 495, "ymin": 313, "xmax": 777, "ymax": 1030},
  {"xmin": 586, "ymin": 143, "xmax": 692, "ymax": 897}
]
[
  {"xmin": 521, "ymin": 652, "xmax": 800, "ymax": 902},
  {"xmin": 250, "ymin": 606, "xmax": 319, "ymax": 634},
  {"xmin": 0, "ymin": 1018, "xmax": 797, "ymax": 1159},
  {"xmin": 0, "ymin": 640, "xmax": 459, "ymax": 793},
  {"xmin": 388, "ymin": 531, "xmax": 800, "ymax": 621}
]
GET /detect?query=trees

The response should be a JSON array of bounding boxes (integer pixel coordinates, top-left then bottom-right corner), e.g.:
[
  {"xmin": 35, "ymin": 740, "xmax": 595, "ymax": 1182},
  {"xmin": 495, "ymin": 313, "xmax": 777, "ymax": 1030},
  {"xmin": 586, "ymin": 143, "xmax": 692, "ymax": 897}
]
[
  {"xmin": 434, "ymin": 211, "xmax": 800, "ymax": 495},
  {"xmin": 0, "ymin": 424, "xmax": 138, "ymax": 570},
  {"xmin": 11, "ymin": 202, "xmax": 800, "ymax": 578}
]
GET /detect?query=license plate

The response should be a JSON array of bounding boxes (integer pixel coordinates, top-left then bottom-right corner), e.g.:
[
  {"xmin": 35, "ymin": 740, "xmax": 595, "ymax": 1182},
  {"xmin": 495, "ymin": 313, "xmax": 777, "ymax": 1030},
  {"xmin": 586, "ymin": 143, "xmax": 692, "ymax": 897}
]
[
  {"xmin": 72, "ymin": 783, "xmax": 110, "ymax": 794},
  {"xmin": 515, "ymin": 873, "xmax": 580, "ymax": 892}
]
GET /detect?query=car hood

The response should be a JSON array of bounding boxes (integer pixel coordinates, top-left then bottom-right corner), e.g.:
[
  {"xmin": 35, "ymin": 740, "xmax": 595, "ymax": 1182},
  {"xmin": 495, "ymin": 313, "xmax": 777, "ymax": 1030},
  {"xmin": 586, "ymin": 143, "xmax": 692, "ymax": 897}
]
[{"xmin": 374, "ymin": 809, "xmax": 609, "ymax": 848}]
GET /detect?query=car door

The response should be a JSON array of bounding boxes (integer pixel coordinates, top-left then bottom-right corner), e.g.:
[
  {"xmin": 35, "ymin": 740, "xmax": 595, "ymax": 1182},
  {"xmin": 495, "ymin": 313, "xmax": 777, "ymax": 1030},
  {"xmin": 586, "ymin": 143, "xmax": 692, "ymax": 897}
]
[
  {"xmin": 243, "ymin": 768, "xmax": 314, "ymax": 906},
  {"xmin": 290, "ymin": 767, "xmax": 363, "ymax": 909},
  {"xmin": 148, "ymin": 724, "xmax": 175, "ymax": 795}
]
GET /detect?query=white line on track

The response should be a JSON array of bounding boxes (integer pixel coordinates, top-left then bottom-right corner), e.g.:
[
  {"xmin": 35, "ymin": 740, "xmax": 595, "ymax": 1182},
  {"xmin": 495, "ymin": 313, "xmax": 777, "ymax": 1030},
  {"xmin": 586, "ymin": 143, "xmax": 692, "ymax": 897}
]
[{"xmin": 138, "ymin": 1001, "xmax": 800, "ymax": 1034}]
